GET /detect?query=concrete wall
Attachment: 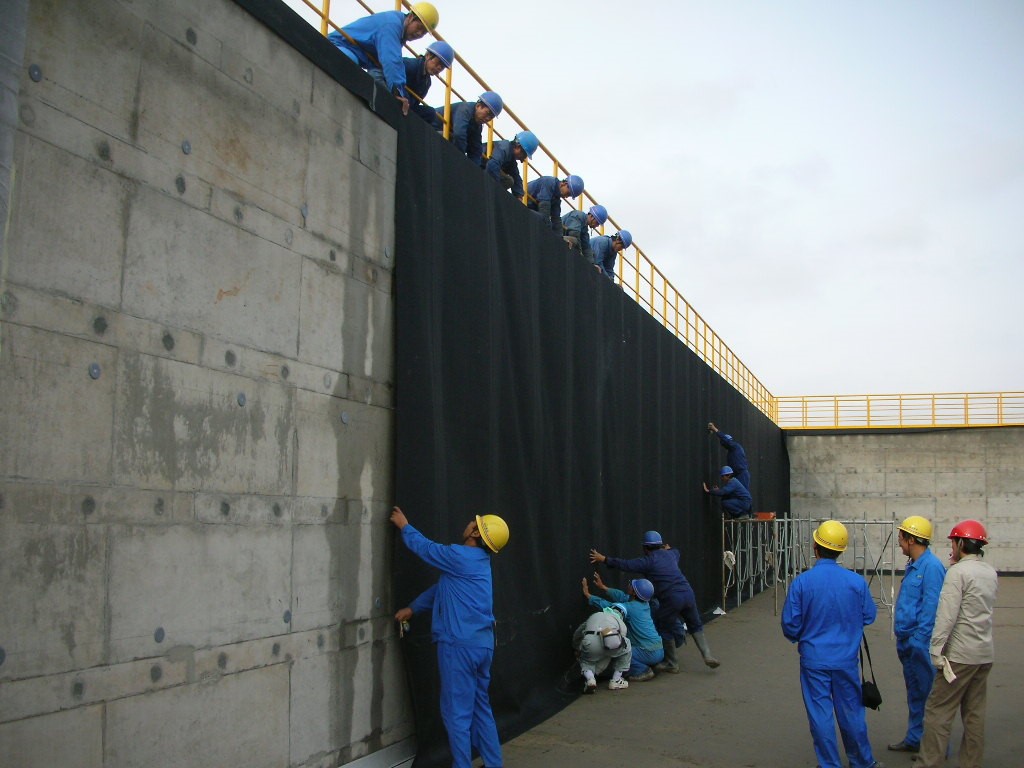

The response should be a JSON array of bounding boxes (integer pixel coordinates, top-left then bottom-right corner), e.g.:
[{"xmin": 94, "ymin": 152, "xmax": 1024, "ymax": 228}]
[
  {"xmin": 788, "ymin": 427, "xmax": 1024, "ymax": 572},
  {"xmin": 0, "ymin": 0, "xmax": 412, "ymax": 766}
]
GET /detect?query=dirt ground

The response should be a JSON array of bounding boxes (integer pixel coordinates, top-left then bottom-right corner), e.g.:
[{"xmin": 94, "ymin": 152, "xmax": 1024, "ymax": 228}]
[{"xmin": 499, "ymin": 575, "xmax": 1024, "ymax": 767}]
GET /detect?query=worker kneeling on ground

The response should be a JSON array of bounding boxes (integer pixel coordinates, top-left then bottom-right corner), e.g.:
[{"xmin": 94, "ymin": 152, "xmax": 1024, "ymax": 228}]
[
  {"xmin": 585, "ymin": 572, "xmax": 663, "ymax": 681},
  {"xmin": 572, "ymin": 592, "xmax": 631, "ymax": 693}
]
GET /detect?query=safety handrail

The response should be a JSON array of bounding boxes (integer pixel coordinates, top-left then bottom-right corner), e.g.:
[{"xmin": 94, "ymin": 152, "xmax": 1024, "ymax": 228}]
[{"xmin": 288, "ymin": 1, "xmax": 1022, "ymax": 430}]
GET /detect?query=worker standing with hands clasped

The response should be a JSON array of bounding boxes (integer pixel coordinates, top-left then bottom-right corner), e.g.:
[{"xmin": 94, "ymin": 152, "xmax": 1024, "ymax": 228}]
[
  {"xmin": 888, "ymin": 516, "xmax": 946, "ymax": 754},
  {"xmin": 390, "ymin": 506, "xmax": 509, "ymax": 768},
  {"xmin": 917, "ymin": 520, "xmax": 998, "ymax": 768}
]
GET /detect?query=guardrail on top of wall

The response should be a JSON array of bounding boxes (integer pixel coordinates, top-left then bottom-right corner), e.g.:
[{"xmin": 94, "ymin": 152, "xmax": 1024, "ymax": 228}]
[
  {"xmin": 287, "ymin": 2, "xmax": 1022, "ymax": 431},
  {"xmin": 290, "ymin": 0, "xmax": 777, "ymax": 419},
  {"xmin": 775, "ymin": 392, "xmax": 1024, "ymax": 430}
]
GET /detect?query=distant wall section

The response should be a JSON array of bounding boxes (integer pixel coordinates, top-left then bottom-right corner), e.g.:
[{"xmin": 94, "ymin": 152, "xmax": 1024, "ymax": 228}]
[
  {"xmin": 0, "ymin": 0, "xmax": 410, "ymax": 766},
  {"xmin": 788, "ymin": 427, "xmax": 1024, "ymax": 571}
]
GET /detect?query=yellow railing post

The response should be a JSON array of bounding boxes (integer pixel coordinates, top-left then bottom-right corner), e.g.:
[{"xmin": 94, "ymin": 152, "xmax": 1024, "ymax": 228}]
[{"xmin": 320, "ymin": 0, "xmax": 332, "ymax": 36}]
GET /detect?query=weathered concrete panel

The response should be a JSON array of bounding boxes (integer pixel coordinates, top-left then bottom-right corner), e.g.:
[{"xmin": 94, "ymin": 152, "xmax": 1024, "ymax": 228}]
[
  {"xmin": 108, "ymin": 525, "xmax": 291, "ymax": 660},
  {"xmin": 112, "ymin": 351, "xmax": 293, "ymax": 493},
  {"xmin": 291, "ymin": 519, "xmax": 392, "ymax": 633},
  {"xmin": 0, "ymin": 521, "xmax": 106, "ymax": 680},
  {"xmin": 122, "ymin": 186, "xmax": 301, "ymax": 357},
  {"xmin": 105, "ymin": 666, "xmax": 290, "ymax": 768},
  {"xmin": 0, "ymin": 705, "xmax": 103, "ymax": 768},
  {"xmin": 294, "ymin": 392, "xmax": 393, "ymax": 500},
  {"xmin": 0, "ymin": 324, "xmax": 116, "ymax": 483},
  {"xmin": 885, "ymin": 471, "xmax": 937, "ymax": 497},
  {"xmin": 5, "ymin": 135, "xmax": 130, "ymax": 308},
  {"xmin": 835, "ymin": 471, "xmax": 885, "ymax": 496},
  {"xmin": 936, "ymin": 470, "xmax": 985, "ymax": 496}
]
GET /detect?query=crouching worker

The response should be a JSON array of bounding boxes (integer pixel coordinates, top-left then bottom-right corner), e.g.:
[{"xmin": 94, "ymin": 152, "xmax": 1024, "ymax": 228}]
[
  {"xmin": 562, "ymin": 204, "xmax": 608, "ymax": 264},
  {"xmin": 573, "ymin": 581, "xmax": 631, "ymax": 693},
  {"xmin": 369, "ymin": 41, "xmax": 454, "ymax": 126},
  {"xmin": 587, "ymin": 572, "xmax": 663, "ymax": 681},
  {"xmin": 440, "ymin": 91, "xmax": 503, "ymax": 165},
  {"xmin": 703, "ymin": 465, "xmax": 753, "ymax": 519},
  {"xmin": 591, "ymin": 530, "xmax": 720, "ymax": 671},
  {"xmin": 484, "ymin": 131, "xmax": 540, "ymax": 200},
  {"xmin": 591, "ymin": 230, "xmax": 632, "ymax": 281},
  {"xmin": 527, "ymin": 174, "xmax": 584, "ymax": 231},
  {"xmin": 327, "ymin": 3, "xmax": 439, "ymax": 116},
  {"xmin": 390, "ymin": 506, "xmax": 509, "ymax": 768}
]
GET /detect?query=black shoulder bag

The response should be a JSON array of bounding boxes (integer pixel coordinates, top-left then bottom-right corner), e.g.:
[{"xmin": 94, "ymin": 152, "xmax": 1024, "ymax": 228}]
[{"xmin": 860, "ymin": 635, "xmax": 883, "ymax": 710}]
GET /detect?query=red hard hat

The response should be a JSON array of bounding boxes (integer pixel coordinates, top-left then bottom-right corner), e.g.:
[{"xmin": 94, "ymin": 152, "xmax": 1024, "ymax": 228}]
[{"xmin": 948, "ymin": 519, "xmax": 988, "ymax": 545}]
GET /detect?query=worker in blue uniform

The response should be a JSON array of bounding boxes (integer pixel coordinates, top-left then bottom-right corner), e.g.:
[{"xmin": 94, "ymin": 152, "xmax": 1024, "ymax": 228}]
[
  {"xmin": 782, "ymin": 520, "xmax": 883, "ymax": 768},
  {"xmin": 585, "ymin": 572, "xmax": 664, "ymax": 681},
  {"xmin": 484, "ymin": 131, "xmax": 539, "ymax": 199},
  {"xmin": 703, "ymin": 465, "xmax": 753, "ymax": 519},
  {"xmin": 526, "ymin": 175, "xmax": 584, "ymax": 231},
  {"xmin": 561, "ymin": 205, "xmax": 608, "ymax": 264},
  {"xmin": 590, "ymin": 529, "xmax": 720, "ymax": 671},
  {"xmin": 708, "ymin": 422, "xmax": 751, "ymax": 489},
  {"xmin": 590, "ymin": 230, "xmax": 632, "ymax": 280},
  {"xmin": 888, "ymin": 516, "xmax": 946, "ymax": 754},
  {"xmin": 327, "ymin": 2, "xmax": 439, "ymax": 116},
  {"xmin": 440, "ymin": 91, "xmax": 503, "ymax": 165},
  {"xmin": 391, "ymin": 506, "xmax": 509, "ymax": 768},
  {"xmin": 368, "ymin": 40, "xmax": 454, "ymax": 126}
]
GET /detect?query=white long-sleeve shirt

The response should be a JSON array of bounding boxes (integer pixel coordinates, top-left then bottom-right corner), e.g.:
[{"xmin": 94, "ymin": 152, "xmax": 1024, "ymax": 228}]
[{"xmin": 930, "ymin": 554, "xmax": 998, "ymax": 665}]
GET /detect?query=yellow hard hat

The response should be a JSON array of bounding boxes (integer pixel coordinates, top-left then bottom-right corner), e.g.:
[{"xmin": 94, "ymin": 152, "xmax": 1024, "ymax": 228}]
[
  {"xmin": 476, "ymin": 514, "xmax": 509, "ymax": 553},
  {"xmin": 898, "ymin": 515, "xmax": 933, "ymax": 541},
  {"xmin": 813, "ymin": 520, "xmax": 848, "ymax": 553},
  {"xmin": 410, "ymin": 2, "xmax": 439, "ymax": 31}
]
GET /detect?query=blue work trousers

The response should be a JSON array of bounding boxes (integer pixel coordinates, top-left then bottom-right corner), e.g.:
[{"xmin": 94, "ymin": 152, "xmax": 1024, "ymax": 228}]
[
  {"xmin": 736, "ymin": 468, "xmax": 751, "ymax": 490},
  {"xmin": 438, "ymin": 643, "xmax": 503, "ymax": 768},
  {"xmin": 628, "ymin": 645, "xmax": 665, "ymax": 676},
  {"xmin": 799, "ymin": 664, "xmax": 877, "ymax": 768},
  {"xmin": 897, "ymin": 638, "xmax": 933, "ymax": 747},
  {"xmin": 653, "ymin": 588, "xmax": 703, "ymax": 643},
  {"xmin": 722, "ymin": 497, "xmax": 752, "ymax": 519}
]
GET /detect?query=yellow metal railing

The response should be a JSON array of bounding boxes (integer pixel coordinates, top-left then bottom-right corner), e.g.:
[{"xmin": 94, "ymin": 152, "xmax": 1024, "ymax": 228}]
[
  {"xmin": 775, "ymin": 393, "xmax": 1024, "ymax": 429},
  {"xmin": 287, "ymin": 1, "xmax": 1022, "ymax": 431},
  {"xmin": 291, "ymin": 0, "xmax": 776, "ymax": 418}
]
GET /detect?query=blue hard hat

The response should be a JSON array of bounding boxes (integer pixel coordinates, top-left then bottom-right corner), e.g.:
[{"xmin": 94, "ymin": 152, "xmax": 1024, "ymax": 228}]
[
  {"xmin": 425, "ymin": 41, "xmax": 455, "ymax": 68},
  {"xmin": 564, "ymin": 174, "xmax": 584, "ymax": 197},
  {"xmin": 630, "ymin": 579, "xmax": 655, "ymax": 602},
  {"xmin": 588, "ymin": 204, "xmax": 608, "ymax": 226},
  {"xmin": 478, "ymin": 91, "xmax": 503, "ymax": 117},
  {"xmin": 720, "ymin": 465, "xmax": 734, "ymax": 476},
  {"xmin": 514, "ymin": 131, "xmax": 540, "ymax": 158},
  {"xmin": 643, "ymin": 530, "xmax": 662, "ymax": 546},
  {"xmin": 609, "ymin": 602, "xmax": 629, "ymax": 618},
  {"xmin": 615, "ymin": 230, "xmax": 633, "ymax": 249}
]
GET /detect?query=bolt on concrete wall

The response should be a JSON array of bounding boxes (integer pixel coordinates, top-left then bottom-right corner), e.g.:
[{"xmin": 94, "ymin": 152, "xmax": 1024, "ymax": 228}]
[
  {"xmin": 0, "ymin": 0, "xmax": 411, "ymax": 765},
  {"xmin": 788, "ymin": 428, "xmax": 1024, "ymax": 572}
]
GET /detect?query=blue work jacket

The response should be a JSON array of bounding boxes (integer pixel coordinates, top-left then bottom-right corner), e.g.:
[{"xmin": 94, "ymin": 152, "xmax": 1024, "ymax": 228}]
[
  {"xmin": 782, "ymin": 558, "xmax": 877, "ymax": 669},
  {"xmin": 894, "ymin": 548, "xmax": 946, "ymax": 645},
  {"xmin": 328, "ymin": 11, "xmax": 410, "ymax": 98},
  {"xmin": 590, "ymin": 235, "xmax": 617, "ymax": 280},
  {"xmin": 484, "ymin": 141, "xmax": 524, "ymax": 198},
  {"xmin": 709, "ymin": 477, "xmax": 752, "ymax": 505},
  {"xmin": 527, "ymin": 176, "xmax": 560, "ymax": 205},
  {"xmin": 605, "ymin": 548, "xmax": 693, "ymax": 604},
  {"xmin": 561, "ymin": 209, "xmax": 594, "ymax": 262},
  {"xmin": 590, "ymin": 589, "xmax": 662, "ymax": 651},
  {"xmin": 717, "ymin": 432, "xmax": 749, "ymax": 472},
  {"xmin": 403, "ymin": 524, "xmax": 496, "ymax": 648},
  {"xmin": 440, "ymin": 101, "xmax": 485, "ymax": 164}
]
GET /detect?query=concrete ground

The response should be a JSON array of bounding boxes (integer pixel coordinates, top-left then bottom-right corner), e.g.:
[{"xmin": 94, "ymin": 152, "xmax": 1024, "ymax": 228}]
[{"xmin": 499, "ymin": 576, "xmax": 1024, "ymax": 768}]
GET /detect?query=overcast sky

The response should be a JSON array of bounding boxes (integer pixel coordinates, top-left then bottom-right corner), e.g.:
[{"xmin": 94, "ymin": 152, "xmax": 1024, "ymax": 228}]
[{"xmin": 288, "ymin": 1, "xmax": 1024, "ymax": 396}]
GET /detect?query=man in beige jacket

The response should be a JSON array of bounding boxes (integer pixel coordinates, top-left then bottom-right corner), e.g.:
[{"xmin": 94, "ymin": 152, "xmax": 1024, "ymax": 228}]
[{"xmin": 918, "ymin": 519, "xmax": 998, "ymax": 768}]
